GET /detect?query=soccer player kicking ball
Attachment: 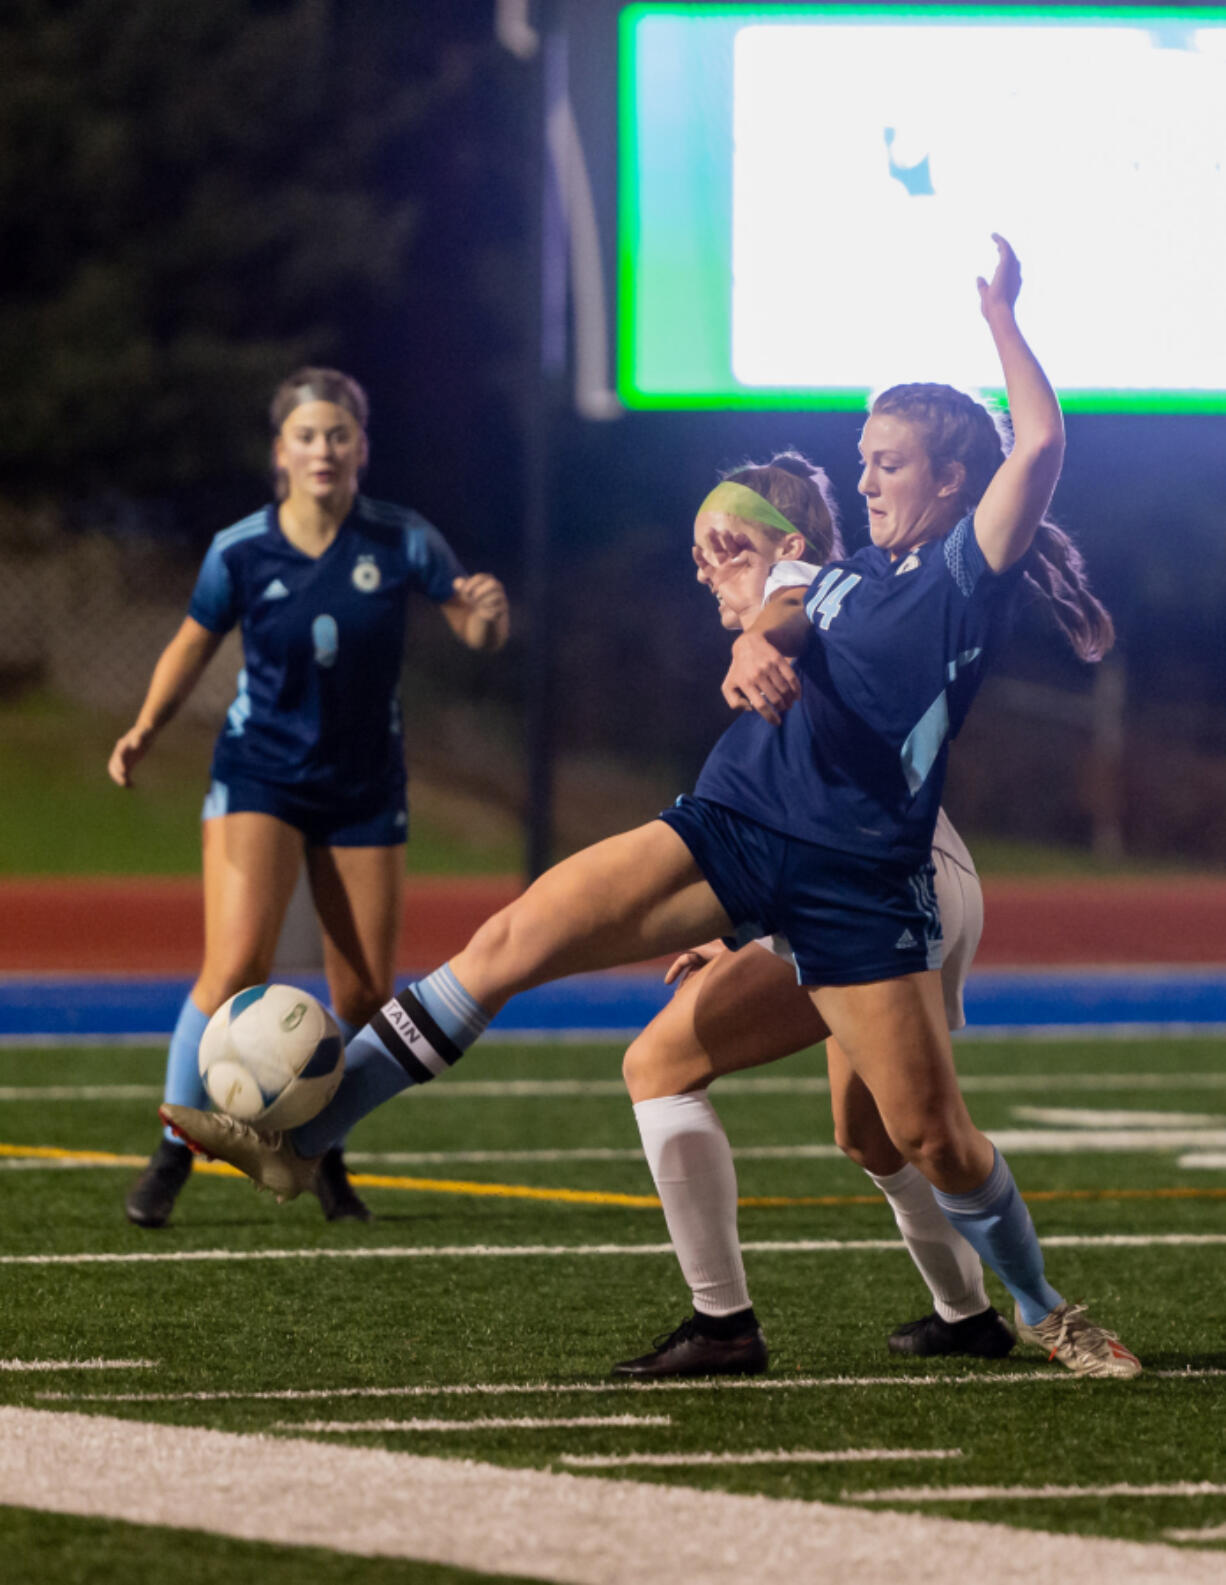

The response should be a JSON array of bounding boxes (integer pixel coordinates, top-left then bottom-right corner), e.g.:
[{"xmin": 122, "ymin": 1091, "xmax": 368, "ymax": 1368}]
[{"xmin": 164, "ymin": 238, "xmax": 1140, "ymax": 1381}]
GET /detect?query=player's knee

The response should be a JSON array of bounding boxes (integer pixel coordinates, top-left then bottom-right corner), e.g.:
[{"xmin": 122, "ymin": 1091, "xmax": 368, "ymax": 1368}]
[
  {"xmin": 622, "ymin": 1034, "xmax": 657, "ymax": 1101},
  {"xmin": 904, "ymin": 1113, "xmax": 980, "ymax": 1182},
  {"xmin": 832, "ymin": 1120, "xmax": 875, "ymax": 1171}
]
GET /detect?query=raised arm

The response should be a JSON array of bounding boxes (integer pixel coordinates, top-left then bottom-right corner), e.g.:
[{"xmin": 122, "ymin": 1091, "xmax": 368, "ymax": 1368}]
[
  {"xmin": 441, "ymin": 573, "xmax": 510, "ymax": 651},
  {"xmin": 108, "ymin": 617, "xmax": 224, "ymax": 787},
  {"xmin": 972, "ymin": 235, "xmax": 1065, "ymax": 574}
]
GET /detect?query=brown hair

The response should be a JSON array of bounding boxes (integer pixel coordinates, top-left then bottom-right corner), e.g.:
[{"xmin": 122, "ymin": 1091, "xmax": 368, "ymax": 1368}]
[
  {"xmin": 870, "ymin": 383, "xmax": 1114, "ymax": 663},
  {"xmin": 722, "ymin": 450, "xmax": 844, "ymax": 563},
  {"xmin": 268, "ymin": 367, "xmax": 369, "ymax": 501},
  {"xmin": 269, "ymin": 367, "xmax": 370, "ymax": 432}
]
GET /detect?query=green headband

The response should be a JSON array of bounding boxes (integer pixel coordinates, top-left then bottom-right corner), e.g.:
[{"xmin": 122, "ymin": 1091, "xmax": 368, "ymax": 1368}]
[{"xmin": 698, "ymin": 481, "xmax": 811, "ymax": 549}]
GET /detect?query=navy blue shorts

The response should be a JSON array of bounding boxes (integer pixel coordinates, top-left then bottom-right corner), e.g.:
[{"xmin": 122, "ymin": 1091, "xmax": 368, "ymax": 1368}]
[
  {"xmin": 202, "ymin": 775, "xmax": 407, "ymax": 848},
  {"xmin": 658, "ymin": 794, "xmax": 941, "ymax": 988}
]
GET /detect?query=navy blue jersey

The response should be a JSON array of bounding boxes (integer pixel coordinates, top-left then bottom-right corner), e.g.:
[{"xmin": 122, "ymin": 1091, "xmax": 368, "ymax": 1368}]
[
  {"xmin": 189, "ymin": 496, "xmax": 464, "ymax": 803},
  {"xmin": 695, "ymin": 515, "xmax": 1020, "ymax": 864}
]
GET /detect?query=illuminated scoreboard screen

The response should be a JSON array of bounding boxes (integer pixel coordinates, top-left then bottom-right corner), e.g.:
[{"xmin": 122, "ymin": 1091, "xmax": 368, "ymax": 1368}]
[{"xmin": 617, "ymin": 4, "xmax": 1226, "ymax": 411}]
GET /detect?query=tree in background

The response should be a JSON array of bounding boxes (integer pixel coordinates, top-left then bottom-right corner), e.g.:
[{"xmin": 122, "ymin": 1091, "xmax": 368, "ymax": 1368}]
[{"xmin": 0, "ymin": 0, "xmax": 489, "ymax": 504}]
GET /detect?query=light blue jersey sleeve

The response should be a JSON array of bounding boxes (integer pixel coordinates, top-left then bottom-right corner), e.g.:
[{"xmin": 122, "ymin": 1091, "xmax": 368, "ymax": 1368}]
[
  {"xmin": 187, "ymin": 539, "xmax": 239, "ymax": 634},
  {"xmin": 404, "ymin": 515, "xmax": 466, "ymax": 604}
]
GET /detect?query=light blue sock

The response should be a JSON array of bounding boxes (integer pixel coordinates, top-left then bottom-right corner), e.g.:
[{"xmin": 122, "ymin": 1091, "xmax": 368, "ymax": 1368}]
[
  {"xmin": 933, "ymin": 1150, "xmax": 1064, "ymax": 1327},
  {"xmin": 331, "ymin": 1014, "xmax": 360, "ymax": 1044},
  {"xmin": 292, "ymin": 966, "xmax": 490, "ymax": 1157},
  {"xmin": 161, "ymin": 997, "xmax": 210, "ymax": 1143}
]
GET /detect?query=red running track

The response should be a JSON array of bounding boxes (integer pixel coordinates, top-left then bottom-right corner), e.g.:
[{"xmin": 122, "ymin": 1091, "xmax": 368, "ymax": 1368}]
[{"xmin": 0, "ymin": 875, "xmax": 1223, "ymax": 974}]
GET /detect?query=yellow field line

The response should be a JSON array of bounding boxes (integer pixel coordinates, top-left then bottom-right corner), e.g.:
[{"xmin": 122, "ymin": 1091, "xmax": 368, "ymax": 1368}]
[
  {"xmin": 0, "ymin": 1142, "xmax": 242, "ymax": 1178},
  {"xmin": 3, "ymin": 1140, "xmax": 1226, "ymax": 1210}
]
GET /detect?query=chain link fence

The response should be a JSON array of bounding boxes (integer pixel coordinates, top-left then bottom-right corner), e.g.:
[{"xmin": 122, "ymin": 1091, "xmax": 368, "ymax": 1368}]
[{"xmin": 2, "ymin": 527, "xmax": 1224, "ymax": 869}]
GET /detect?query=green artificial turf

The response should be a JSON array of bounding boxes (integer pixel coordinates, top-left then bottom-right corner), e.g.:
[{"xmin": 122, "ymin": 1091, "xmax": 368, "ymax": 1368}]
[{"xmin": 0, "ymin": 1034, "xmax": 1224, "ymax": 1576}]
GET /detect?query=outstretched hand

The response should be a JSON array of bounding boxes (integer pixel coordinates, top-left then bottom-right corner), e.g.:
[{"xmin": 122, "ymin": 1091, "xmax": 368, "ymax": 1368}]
[
  {"xmin": 704, "ymin": 532, "xmax": 773, "ymax": 627},
  {"xmin": 977, "ymin": 232, "xmax": 1022, "ymax": 320},
  {"xmin": 692, "ymin": 525, "xmax": 757, "ymax": 587}
]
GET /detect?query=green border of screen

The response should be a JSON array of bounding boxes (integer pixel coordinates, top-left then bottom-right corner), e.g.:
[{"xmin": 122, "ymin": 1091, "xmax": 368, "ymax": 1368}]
[{"xmin": 617, "ymin": 3, "xmax": 1226, "ymax": 413}]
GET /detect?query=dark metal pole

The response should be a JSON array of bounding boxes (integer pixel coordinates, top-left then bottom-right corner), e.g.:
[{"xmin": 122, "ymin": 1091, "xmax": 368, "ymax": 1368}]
[{"xmin": 521, "ymin": 5, "xmax": 568, "ymax": 882}]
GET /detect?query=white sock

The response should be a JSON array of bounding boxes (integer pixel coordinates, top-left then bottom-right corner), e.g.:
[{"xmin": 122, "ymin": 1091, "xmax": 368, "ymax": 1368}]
[
  {"xmin": 867, "ymin": 1162, "xmax": 991, "ymax": 1324},
  {"xmin": 633, "ymin": 1094, "xmax": 751, "ymax": 1318}
]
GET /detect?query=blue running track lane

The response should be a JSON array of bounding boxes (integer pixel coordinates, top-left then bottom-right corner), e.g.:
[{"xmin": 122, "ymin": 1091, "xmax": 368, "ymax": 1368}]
[{"xmin": 1, "ymin": 970, "xmax": 1226, "ymax": 1040}]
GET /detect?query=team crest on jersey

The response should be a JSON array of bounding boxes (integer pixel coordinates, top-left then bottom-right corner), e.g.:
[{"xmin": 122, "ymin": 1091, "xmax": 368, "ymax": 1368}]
[
  {"xmin": 895, "ymin": 552, "xmax": 920, "ymax": 576},
  {"xmin": 352, "ymin": 555, "xmax": 381, "ymax": 592}
]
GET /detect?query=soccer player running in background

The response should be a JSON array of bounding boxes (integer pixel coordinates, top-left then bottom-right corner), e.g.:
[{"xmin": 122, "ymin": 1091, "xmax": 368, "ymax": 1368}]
[
  {"xmin": 165, "ymin": 239, "xmax": 1140, "ymax": 1378},
  {"xmin": 610, "ymin": 452, "xmax": 1010, "ymax": 1378},
  {"xmin": 113, "ymin": 368, "xmax": 508, "ymax": 1228}
]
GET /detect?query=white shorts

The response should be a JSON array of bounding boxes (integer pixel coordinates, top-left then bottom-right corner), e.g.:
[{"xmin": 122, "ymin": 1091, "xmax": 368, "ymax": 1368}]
[{"xmin": 755, "ymin": 843, "xmax": 983, "ymax": 1032}]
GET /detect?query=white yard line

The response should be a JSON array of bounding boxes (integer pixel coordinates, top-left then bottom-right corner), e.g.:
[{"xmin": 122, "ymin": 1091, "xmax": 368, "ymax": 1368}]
[
  {"xmin": 1012, "ymin": 1107, "xmax": 1225, "ymax": 1128},
  {"xmin": 8, "ymin": 1127, "xmax": 1226, "ymax": 1172},
  {"xmin": 848, "ymin": 1482, "xmax": 1226, "ymax": 1503},
  {"xmin": 5, "ymin": 1231, "xmax": 1226, "ymax": 1271},
  {"xmin": 2, "ymin": 1408, "xmax": 1222, "ymax": 1585},
  {"xmin": 981, "ymin": 1129, "xmax": 1226, "ymax": 1152},
  {"xmin": 421, "ymin": 1071, "xmax": 1226, "ymax": 1094},
  {"xmin": 274, "ymin": 1415, "xmax": 672, "ymax": 1433},
  {"xmin": 0, "ymin": 1359, "xmax": 155, "ymax": 1372},
  {"xmin": 1179, "ymin": 1154, "xmax": 1226, "ymax": 1170},
  {"xmin": 560, "ymin": 1448, "xmax": 962, "ymax": 1468},
  {"xmin": 38, "ymin": 1368, "xmax": 1226, "ymax": 1407},
  {"xmin": 0, "ymin": 1085, "xmax": 163, "ymax": 1101},
  {"xmin": 4, "ymin": 1071, "xmax": 1226, "ymax": 1103}
]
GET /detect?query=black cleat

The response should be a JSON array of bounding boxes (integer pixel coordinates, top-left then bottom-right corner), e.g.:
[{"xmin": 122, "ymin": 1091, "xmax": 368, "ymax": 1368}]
[
  {"xmin": 612, "ymin": 1313, "xmax": 768, "ymax": 1379},
  {"xmin": 125, "ymin": 1138, "xmax": 193, "ymax": 1228},
  {"xmin": 888, "ymin": 1305, "xmax": 1016, "ymax": 1359},
  {"xmin": 314, "ymin": 1147, "xmax": 373, "ymax": 1223}
]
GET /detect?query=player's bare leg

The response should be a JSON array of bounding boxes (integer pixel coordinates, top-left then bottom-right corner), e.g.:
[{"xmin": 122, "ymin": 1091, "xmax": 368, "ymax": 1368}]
[
  {"xmin": 127, "ymin": 814, "xmax": 302, "ymax": 1228},
  {"xmin": 303, "ymin": 841, "xmax": 404, "ymax": 1221},
  {"xmin": 826, "ymin": 1036, "xmax": 1011, "ymax": 1358},
  {"xmin": 814, "ymin": 973, "xmax": 1139, "ymax": 1377},
  {"xmin": 616, "ymin": 948, "xmax": 1007, "ymax": 1371},
  {"xmin": 164, "ymin": 821, "xmax": 734, "ymax": 1200}
]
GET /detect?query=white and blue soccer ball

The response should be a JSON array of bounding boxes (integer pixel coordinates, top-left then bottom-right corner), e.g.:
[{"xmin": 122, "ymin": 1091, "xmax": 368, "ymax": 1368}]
[{"xmin": 198, "ymin": 984, "xmax": 344, "ymax": 1131}]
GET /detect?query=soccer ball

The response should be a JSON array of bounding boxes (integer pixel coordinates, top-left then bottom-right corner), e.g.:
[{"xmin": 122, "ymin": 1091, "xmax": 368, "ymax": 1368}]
[{"xmin": 198, "ymin": 984, "xmax": 344, "ymax": 1131}]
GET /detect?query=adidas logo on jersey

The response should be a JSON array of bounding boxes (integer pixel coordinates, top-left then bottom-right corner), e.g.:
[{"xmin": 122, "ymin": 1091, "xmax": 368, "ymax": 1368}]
[
  {"xmin": 895, "ymin": 928, "xmax": 918, "ymax": 950},
  {"xmin": 261, "ymin": 579, "xmax": 290, "ymax": 601}
]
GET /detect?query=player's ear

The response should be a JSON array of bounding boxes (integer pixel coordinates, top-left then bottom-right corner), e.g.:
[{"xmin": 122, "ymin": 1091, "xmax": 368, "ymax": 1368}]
[
  {"xmin": 936, "ymin": 460, "xmax": 965, "ymax": 500},
  {"xmin": 778, "ymin": 532, "xmax": 808, "ymax": 562}
]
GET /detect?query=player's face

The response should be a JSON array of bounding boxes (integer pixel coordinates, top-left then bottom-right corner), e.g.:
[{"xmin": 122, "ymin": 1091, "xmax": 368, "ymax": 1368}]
[
  {"xmin": 276, "ymin": 401, "xmax": 368, "ymax": 505},
  {"xmin": 692, "ymin": 511, "xmax": 777, "ymax": 630},
  {"xmin": 858, "ymin": 412, "xmax": 961, "ymax": 557}
]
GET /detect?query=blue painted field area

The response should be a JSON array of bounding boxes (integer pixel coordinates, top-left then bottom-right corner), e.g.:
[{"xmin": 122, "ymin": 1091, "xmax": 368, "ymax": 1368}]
[{"xmin": 2, "ymin": 968, "xmax": 1225, "ymax": 1040}]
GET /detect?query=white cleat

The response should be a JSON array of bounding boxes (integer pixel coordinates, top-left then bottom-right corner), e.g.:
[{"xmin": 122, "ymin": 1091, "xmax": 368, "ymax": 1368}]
[
  {"xmin": 159, "ymin": 1105, "xmax": 319, "ymax": 1204},
  {"xmin": 1014, "ymin": 1301, "xmax": 1142, "ymax": 1379}
]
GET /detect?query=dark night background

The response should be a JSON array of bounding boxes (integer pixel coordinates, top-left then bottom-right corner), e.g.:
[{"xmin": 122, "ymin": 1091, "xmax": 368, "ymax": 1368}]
[{"xmin": 1, "ymin": 0, "xmax": 1223, "ymax": 871}]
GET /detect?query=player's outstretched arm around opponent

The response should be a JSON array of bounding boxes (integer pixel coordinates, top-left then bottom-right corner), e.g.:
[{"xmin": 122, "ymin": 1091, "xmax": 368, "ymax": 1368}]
[{"xmin": 609, "ymin": 466, "xmax": 1007, "ymax": 1378}]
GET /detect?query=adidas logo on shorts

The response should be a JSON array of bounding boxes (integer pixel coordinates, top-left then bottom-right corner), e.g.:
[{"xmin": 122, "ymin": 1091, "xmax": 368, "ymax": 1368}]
[{"xmin": 895, "ymin": 928, "xmax": 918, "ymax": 950}]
